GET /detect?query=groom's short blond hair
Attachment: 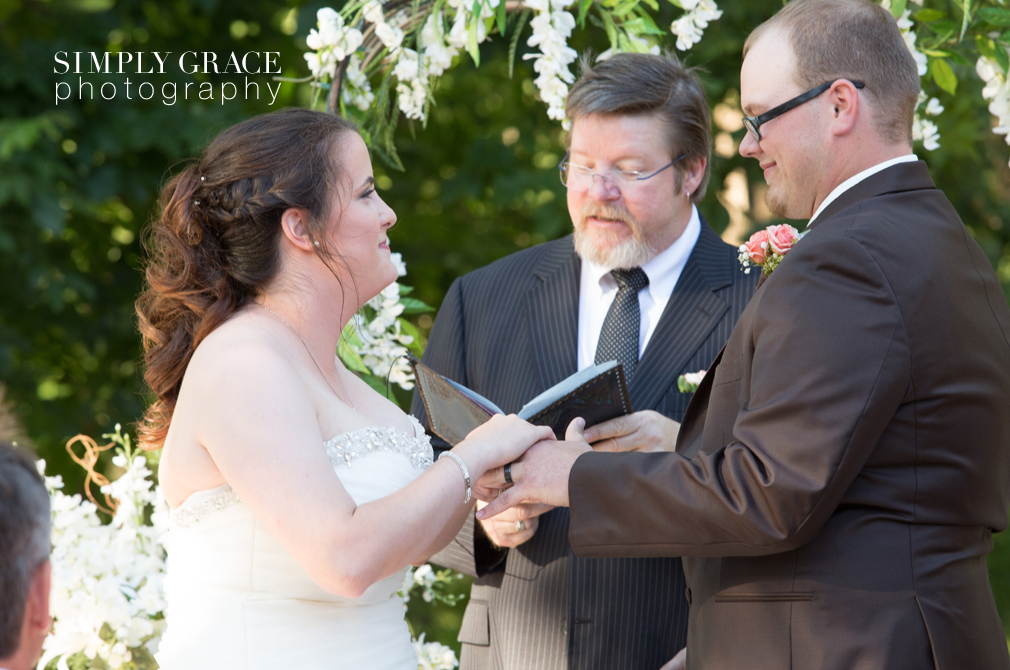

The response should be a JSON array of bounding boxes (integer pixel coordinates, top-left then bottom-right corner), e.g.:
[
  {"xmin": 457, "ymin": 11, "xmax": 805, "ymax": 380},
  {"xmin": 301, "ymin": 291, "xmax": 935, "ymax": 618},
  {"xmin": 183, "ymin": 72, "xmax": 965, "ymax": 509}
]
[{"xmin": 745, "ymin": 0, "xmax": 920, "ymax": 145}]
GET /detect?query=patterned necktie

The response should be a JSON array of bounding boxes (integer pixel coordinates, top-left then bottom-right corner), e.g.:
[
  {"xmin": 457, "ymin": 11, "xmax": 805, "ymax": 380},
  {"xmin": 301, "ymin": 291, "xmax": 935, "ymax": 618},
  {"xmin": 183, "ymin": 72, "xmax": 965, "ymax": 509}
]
[{"xmin": 595, "ymin": 267, "xmax": 649, "ymax": 380}]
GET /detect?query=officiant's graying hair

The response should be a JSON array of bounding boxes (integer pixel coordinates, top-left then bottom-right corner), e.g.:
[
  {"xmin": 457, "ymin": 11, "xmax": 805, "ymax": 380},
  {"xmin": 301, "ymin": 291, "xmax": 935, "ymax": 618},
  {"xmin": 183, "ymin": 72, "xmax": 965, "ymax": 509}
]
[
  {"xmin": 565, "ymin": 52, "xmax": 712, "ymax": 201},
  {"xmin": 137, "ymin": 109, "xmax": 357, "ymax": 449},
  {"xmin": 744, "ymin": 0, "xmax": 920, "ymax": 143}
]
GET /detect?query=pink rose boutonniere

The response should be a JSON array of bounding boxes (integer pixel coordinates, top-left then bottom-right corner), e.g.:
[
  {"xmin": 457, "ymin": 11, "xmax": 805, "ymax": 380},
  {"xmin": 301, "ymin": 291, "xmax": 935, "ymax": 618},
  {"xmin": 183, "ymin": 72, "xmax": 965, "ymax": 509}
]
[{"xmin": 738, "ymin": 224, "xmax": 802, "ymax": 276}]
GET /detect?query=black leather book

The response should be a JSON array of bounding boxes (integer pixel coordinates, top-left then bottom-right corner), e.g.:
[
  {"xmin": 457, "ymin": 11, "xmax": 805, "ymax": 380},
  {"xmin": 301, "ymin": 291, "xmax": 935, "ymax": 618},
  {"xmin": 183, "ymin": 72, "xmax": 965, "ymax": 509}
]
[{"xmin": 408, "ymin": 354, "xmax": 632, "ymax": 446}]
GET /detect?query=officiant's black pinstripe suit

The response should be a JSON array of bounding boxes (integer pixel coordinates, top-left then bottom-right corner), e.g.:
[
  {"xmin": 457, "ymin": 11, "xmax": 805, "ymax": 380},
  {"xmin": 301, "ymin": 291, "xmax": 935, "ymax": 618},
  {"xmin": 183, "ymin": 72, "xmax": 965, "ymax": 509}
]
[{"xmin": 412, "ymin": 220, "xmax": 758, "ymax": 670}]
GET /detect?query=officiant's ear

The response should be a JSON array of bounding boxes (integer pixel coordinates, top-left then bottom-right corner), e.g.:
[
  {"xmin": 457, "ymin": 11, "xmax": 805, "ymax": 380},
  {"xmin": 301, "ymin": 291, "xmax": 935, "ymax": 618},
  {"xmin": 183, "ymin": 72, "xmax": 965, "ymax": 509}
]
[
  {"xmin": 280, "ymin": 208, "xmax": 317, "ymax": 252},
  {"xmin": 682, "ymin": 157, "xmax": 706, "ymax": 199}
]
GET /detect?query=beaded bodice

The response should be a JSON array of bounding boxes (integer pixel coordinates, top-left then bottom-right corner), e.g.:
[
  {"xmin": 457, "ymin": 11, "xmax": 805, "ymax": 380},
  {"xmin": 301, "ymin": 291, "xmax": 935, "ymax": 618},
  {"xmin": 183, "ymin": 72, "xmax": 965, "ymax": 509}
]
[
  {"xmin": 323, "ymin": 415, "xmax": 433, "ymax": 471},
  {"xmin": 168, "ymin": 416, "xmax": 432, "ymax": 530}
]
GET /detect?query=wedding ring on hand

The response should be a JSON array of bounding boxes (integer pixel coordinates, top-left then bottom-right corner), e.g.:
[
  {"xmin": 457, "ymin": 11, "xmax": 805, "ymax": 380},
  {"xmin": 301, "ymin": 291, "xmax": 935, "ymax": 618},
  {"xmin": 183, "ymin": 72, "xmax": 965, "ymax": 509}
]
[
  {"xmin": 504, "ymin": 462, "xmax": 514, "ymax": 484},
  {"xmin": 515, "ymin": 520, "xmax": 526, "ymax": 532}
]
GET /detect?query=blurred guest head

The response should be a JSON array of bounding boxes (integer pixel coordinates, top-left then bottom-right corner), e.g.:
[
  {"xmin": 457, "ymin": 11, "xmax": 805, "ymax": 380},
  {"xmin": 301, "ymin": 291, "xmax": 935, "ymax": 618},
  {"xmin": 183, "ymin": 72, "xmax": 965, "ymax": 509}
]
[
  {"xmin": 0, "ymin": 441, "xmax": 52, "ymax": 670},
  {"xmin": 563, "ymin": 52, "xmax": 711, "ymax": 269}
]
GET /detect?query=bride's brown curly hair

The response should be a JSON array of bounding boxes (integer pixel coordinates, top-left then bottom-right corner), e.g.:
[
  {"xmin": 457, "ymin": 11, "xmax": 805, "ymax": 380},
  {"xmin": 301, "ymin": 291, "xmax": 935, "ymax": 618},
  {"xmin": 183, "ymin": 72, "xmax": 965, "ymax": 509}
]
[{"xmin": 136, "ymin": 108, "xmax": 358, "ymax": 449}]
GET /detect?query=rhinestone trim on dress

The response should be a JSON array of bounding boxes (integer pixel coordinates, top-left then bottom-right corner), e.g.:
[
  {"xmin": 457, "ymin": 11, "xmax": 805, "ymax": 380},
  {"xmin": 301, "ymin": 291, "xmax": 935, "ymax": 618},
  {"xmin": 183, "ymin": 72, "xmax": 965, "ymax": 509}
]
[
  {"xmin": 169, "ymin": 417, "xmax": 433, "ymax": 530},
  {"xmin": 323, "ymin": 416, "xmax": 433, "ymax": 471},
  {"xmin": 170, "ymin": 487, "xmax": 241, "ymax": 530}
]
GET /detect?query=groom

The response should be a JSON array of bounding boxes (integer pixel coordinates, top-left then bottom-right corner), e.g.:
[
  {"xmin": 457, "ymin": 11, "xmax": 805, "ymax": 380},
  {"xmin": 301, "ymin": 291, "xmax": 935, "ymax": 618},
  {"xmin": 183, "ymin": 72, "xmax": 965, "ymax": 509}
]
[
  {"xmin": 478, "ymin": 0, "xmax": 1010, "ymax": 668},
  {"xmin": 414, "ymin": 53, "xmax": 757, "ymax": 669}
]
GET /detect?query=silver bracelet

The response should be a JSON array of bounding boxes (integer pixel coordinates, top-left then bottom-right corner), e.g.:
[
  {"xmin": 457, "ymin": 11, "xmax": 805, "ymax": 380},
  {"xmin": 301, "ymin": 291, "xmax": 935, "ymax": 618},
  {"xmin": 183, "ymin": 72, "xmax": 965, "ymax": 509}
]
[{"xmin": 438, "ymin": 451, "xmax": 471, "ymax": 505}]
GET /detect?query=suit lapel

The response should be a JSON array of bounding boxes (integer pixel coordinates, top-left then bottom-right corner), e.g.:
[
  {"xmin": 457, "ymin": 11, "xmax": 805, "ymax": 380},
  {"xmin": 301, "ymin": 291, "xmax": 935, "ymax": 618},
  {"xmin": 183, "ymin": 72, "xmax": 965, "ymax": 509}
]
[
  {"xmin": 807, "ymin": 160, "xmax": 936, "ymax": 230},
  {"xmin": 630, "ymin": 219, "xmax": 733, "ymax": 412},
  {"xmin": 525, "ymin": 236, "xmax": 581, "ymax": 392}
]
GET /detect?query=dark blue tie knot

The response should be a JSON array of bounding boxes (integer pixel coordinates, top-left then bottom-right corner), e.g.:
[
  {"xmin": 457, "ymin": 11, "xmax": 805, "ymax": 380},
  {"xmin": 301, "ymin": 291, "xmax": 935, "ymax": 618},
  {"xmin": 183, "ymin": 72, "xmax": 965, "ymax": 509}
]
[{"xmin": 611, "ymin": 267, "xmax": 649, "ymax": 292}]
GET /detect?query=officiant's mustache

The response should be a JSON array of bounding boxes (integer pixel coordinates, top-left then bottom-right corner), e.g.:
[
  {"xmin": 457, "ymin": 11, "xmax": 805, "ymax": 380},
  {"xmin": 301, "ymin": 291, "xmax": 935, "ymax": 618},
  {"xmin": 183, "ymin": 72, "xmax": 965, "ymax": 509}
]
[{"xmin": 577, "ymin": 202, "xmax": 640, "ymax": 233}]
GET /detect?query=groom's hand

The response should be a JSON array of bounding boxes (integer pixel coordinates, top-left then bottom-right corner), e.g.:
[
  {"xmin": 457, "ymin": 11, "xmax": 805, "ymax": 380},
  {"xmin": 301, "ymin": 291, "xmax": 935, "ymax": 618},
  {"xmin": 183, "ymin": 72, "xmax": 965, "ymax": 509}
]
[
  {"xmin": 476, "ymin": 501, "xmax": 555, "ymax": 548},
  {"xmin": 476, "ymin": 418, "xmax": 592, "ymax": 520},
  {"xmin": 582, "ymin": 410, "xmax": 680, "ymax": 453}
]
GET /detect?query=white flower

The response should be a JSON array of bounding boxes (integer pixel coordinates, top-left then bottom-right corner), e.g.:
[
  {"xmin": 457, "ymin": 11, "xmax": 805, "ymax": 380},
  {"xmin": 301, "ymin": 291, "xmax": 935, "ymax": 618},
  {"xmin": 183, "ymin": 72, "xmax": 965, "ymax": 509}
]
[
  {"xmin": 912, "ymin": 116, "xmax": 941, "ymax": 150},
  {"xmin": 414, "ymin": 633, "xmax": 460, "ymax": 670},
  {"xmin": 894, "ymin": 11, "xmax": 928, "ymax": 77},
  {"xmin": 683, "ymin": 370, "xmax": 706, "ymax": 386},
  {"xmin": 396, "ymin": 79, "xmax": 428, "ymax": 120},
  {"xmin": 363, "ymin": 0, "xmax": 386, "ymax": 24},
  {"xmin": 523, "ymin": 1, "xmax": 579, "ymax": 120},
  {"xmin": 376, "ymin": 22, "xmax": 405, "ymax": 51},
  {"xmin": 976, "ymin": 54, "xmax": 1010, "ymax": 162},
  {"xmin": 390, "ymin": 252, "xmax": 408, "ymax": 276},
  {"xmin": 38, "ymin": 448, "xmax": 171, "ymax": 670},
  {"xmin": 393, "ymin": 48, "xmax": 423, "ymax": 81},
  {"xmin": 924, "ymin": 97, "xmax": 944, "ymax": 116},
  {"xmin": 672, "ymin": 14, "xmax": 703, "ymax": 51},
  {"xmin": 342, "ymin": 55, "xmax": 376, "ymax": 111}
]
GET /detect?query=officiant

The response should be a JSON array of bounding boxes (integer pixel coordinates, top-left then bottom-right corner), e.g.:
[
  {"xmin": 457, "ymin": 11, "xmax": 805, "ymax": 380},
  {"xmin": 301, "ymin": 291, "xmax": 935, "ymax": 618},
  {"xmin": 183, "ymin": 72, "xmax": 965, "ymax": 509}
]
[{"xmin": 412, "ymin": 52, "xmax": 758, "ymax": 670}]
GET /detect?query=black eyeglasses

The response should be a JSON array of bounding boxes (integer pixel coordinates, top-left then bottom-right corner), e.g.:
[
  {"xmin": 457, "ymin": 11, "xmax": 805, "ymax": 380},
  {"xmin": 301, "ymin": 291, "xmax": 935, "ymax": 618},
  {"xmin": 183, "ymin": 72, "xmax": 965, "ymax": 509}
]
[{"xmin": 742, "ymin": 80, "xmax": 865, "ymax": 141}]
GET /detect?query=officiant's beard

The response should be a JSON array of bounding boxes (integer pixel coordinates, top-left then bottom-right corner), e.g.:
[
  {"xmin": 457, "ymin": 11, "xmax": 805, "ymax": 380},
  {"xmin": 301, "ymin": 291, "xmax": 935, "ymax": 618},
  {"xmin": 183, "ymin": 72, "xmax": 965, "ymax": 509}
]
[{"xmin": 574, "ymin": 202, "xmax": 656, "ymax": 269}]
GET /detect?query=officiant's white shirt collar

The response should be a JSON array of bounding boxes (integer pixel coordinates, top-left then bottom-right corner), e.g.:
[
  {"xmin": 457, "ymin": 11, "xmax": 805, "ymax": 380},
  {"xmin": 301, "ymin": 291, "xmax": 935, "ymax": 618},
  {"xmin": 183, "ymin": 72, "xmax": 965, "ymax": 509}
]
[
  {"xmin": 808, "ymin": 154, "xmax": 917, "ymax": 227},
  {"xmin": 577, "ymin": 205, "xmax": 701, "ymax": 371}
]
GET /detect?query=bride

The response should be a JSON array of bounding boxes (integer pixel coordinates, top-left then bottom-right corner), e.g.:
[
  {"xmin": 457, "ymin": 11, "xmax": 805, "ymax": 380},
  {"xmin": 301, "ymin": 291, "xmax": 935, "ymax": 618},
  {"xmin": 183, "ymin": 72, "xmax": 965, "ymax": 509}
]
[{"xmin": 137, "ymin": 108, "xmax": 551, "ymax": 669}]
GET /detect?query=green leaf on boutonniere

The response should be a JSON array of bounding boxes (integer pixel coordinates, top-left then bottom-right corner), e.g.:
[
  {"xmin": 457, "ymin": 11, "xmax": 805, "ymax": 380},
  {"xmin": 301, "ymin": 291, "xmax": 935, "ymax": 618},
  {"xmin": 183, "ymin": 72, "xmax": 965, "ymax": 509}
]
[{"xmin": 677, "ymin": 375, "xmax": 697, "ymax": 394}]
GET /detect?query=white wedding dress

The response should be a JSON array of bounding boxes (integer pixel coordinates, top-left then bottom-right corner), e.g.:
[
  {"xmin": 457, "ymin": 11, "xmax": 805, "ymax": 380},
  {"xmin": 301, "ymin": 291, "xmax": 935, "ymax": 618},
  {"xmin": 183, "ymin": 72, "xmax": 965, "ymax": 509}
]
[{"xmin": 155, "ymin": 417, "xmax": 433, "ymax": 670}]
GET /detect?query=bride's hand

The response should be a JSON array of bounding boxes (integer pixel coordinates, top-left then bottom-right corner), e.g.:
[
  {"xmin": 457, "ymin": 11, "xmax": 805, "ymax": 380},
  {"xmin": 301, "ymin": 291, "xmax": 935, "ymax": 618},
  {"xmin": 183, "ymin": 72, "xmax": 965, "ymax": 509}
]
[{"xmin": 455, "ymin": 415, "xmax": 556, "ymax": 480}]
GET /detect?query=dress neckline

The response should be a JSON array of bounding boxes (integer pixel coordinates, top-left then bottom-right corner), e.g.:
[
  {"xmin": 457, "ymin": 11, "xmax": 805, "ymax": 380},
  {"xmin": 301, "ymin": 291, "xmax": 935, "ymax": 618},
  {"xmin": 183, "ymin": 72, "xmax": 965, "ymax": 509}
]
[{"xmin": 167, "ymin": 416, "xmax": 433, "ymax": 528}]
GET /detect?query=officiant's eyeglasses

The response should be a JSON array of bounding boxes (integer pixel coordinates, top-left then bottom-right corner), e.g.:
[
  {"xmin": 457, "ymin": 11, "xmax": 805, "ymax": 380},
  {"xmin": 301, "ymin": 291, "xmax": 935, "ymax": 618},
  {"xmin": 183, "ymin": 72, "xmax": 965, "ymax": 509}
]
[
  {"xmin": 559, "ymin": 153, "xmax": 687, "ymax": 191},
  {"xmin": 742, "ymin": 79, "xmax": 865, "ymax": 142}
]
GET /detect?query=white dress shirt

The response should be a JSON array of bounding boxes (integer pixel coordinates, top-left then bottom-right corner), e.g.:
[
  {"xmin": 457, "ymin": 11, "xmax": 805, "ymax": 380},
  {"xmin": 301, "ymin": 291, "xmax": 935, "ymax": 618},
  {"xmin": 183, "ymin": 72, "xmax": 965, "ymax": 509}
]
[
  {"xmin": 808, "ymin": 154, "xmax": 918, "ymax": 226},
  {"xmin": 577, "ymin": 205, "xmax": 701, "ymax": 371}
]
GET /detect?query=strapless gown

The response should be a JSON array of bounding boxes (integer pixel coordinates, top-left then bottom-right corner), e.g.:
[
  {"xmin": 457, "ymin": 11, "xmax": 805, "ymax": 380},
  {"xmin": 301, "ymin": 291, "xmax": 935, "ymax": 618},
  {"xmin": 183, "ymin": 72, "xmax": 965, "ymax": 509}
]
[{"xmin": 155, "ymin": 417, "xmax": 433, "ymax": 670}]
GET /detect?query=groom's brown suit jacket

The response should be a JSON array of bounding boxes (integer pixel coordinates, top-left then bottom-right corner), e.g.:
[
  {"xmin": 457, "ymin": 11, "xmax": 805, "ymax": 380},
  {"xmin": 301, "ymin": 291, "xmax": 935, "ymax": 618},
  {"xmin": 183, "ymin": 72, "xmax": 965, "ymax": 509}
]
[{"xmin": 568, "ymin": 161, "xmax": 1010, "ymax": 669}]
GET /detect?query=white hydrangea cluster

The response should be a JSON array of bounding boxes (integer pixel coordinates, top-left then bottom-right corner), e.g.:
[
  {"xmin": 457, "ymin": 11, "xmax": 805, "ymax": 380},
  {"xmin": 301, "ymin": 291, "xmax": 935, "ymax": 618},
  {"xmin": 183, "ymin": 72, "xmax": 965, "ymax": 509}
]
[
  {"xmin": 304, "ymin": 8, "xmax": 365, "ymax": 79},
  {"xmin": 303, "ymin": 8, "xmax": 374, "ymax": 112},
  {"xmin": 671, "ymin": 0, "xmax": 723, "ymax": 52},
  {"xmin": 976, "ymin": 54, "xmax": 1010, "ymax": 166},
  {"xmin": 362, "ymin": 0, "xmax": 474, "ymax": 121},
  {"xmin": 912, "ymin": 90, "xmax": 944, "ymax": 151},
  {"xmin": 37, "ymin": 442, "xmax": 169, "ymax": 670},
  {"xmin": 414, "ymin": 633, "xmax": 460, "ymax": 670},
  {"xmin": 399, "ymin": 563, "xmax": 450, "ymax": 604},
  {"xmin": 354, "ymin": 252, "xmax": 416, "ymax": 389},
  {"xmin": 523, "ymin": 0, "xmax": 579, "ymax": 121}
]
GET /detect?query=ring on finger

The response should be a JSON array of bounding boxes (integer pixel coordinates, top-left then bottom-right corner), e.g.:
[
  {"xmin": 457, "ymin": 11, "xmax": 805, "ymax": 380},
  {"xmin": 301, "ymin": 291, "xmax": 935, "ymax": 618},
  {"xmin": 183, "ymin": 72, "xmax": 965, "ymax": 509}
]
[
  {"xmin": 515, "ymin": 520, "xmax": 526, "ymax": 532},
  {"xmin": 504, "ymin": 462, "xmax": 514, "ymax": 484}
]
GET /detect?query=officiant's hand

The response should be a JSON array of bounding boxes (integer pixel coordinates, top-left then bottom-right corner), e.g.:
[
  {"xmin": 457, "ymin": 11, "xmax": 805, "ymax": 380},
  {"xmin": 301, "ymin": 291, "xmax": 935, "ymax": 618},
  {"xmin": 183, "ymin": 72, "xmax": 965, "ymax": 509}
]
[
  {"xmin": 476, "ymin": 418, "xmax": 593, "ymax": 519},
  {"xmin": 583, "ymin": 410, "xmax": 680, "ymax": 453},
  {"xmin": 475, "ymin": 500, "xmax": 554, "ymax": 548}
]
